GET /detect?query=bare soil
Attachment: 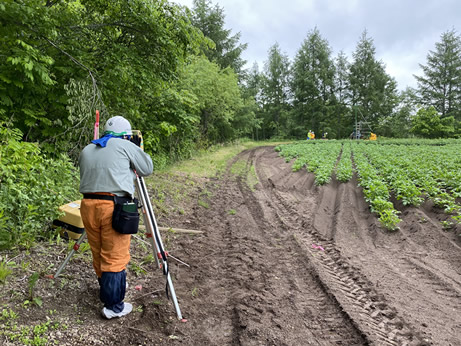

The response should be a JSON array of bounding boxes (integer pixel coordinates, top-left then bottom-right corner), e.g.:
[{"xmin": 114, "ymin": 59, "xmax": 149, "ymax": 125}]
[{"xmin": 2, "ymin": 146, "xmax": 461, "ymax": 345}]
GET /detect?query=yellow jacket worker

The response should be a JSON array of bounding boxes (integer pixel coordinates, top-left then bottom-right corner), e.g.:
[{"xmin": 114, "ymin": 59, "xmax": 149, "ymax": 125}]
[{"xmin": 79, "ymin": 116, "xmax": 153, "ymax": 319}]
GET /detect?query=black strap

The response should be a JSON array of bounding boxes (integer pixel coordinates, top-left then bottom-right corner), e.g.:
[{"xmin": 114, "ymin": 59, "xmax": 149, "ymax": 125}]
[{"xmin": 83, "ymin": 194, "xmax": 115, "ymax": 201}]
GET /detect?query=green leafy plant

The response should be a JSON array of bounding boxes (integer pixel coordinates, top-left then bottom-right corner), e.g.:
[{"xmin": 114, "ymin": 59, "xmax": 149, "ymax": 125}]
[
  {"xmin": 129, "ymin": 262, "xmax": 147, "ymax": 277},
  {"xmin": 198, "ymin": 200, "xmax": 209, "ymax": 209},
  {"xmin": 0, "ymin": 260, "xmax": 13, "ymax": 284},
  {"xmin": 191, "ymin": 287, "xmax": 199, "ymax": 297},
  {"xmin": 0, "ymin": 124, "xmax": 80, "ymax": 250},
  {"xmin": 26, "ymin": 272, "xmax": 43, "ymax": 307}
]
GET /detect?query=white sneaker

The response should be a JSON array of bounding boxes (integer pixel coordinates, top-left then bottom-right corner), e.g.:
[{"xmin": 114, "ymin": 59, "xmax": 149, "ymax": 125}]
[{"xmin": 102, "ymin": 302, "xmax": 133, "ymax": 319}]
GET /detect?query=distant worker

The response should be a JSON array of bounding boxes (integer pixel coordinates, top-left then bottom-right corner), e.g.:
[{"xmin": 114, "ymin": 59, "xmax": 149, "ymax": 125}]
[
  {"xmin": 311, "ymin": 131, "xmax": 315, "ymax": 140},
  {"xmin": 350, "ymin": 130, "xmax": 361, "ymax": 139},
  {"xmin": 370, "ymin": 132, "xmax": 377, "ymax": 140},
  {"xmin": 307, "ymin": 130, "xmax": 312, "ymax": 140},
  {"xmin": 322, "ymin": 132, "xmax": 328, "ymax": 139}
]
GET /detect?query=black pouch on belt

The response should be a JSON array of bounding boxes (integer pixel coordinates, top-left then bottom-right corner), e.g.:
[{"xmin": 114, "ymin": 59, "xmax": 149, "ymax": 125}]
[{"xmin": 112, "ymin": 197, "xmax": 139, "ymax": 234}]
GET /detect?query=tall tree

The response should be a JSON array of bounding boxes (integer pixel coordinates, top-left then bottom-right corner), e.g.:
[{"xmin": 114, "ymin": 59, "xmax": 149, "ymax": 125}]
[
  {"xmin": 241, "ymin": 62, "xmax": 263, "ymax": 139},
  {"xmin": 348, "ymin": 30, "xmax": 398, "ymax": 130},
  {"xmin": 179, "ymin": 56, "xmax": 247, "ymax": 145},
  {"xmin": 291, "ymin": 28, "xmax": 336, "ymax": 138},
  {"xmin": 332, "ymin": 50, "xmax": 353, "ymax": 138},
  {"xmin": 0, "ymin": 0, "xmax": 203, "ymax": 159},
  {"xmin": 242, "ymin": 62, "xmax": 262, "ymax": 99},
  {"xmin": 260, "ymin": 43, "xmax": 291, "ymax": 138},
  {"xmin": 191, "ymin": 0, "xmax": 247, "ymax": 79},
  {"xmin": 376, "ymin": 87, "xmax": 416, "ymax": 137},
  {"xmin": 415, "ymin": 29, "xmax": 461, "ymax": 121}
]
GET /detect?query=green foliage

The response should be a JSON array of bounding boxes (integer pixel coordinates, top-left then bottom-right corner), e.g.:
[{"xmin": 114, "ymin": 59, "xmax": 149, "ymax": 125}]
[
  {"xmin": 0, "ymin": 260, "xmax": 13, "ymax": 284},
  {"xmin": 415, "ymin": 29, "xmax": 461, "ymax": 120},
  {"xmin": 0, "ymin": 0, "xmax": 204, "ymax": 157},
  {"xmin": 0, "ymin": 123, "xmax": 80, "ymax": 250},
  {"xmin": 348, "ymin": 31, "xmax": 399, "ymax": 130},
  {"xmin": 0, "ymin": 307, "xmax": 65, "ymax": 346},
  {"xmin": 336, "ymin": 143, "xmax": 353, "ymax": 182},
  {"xmin": 411, "ymin": 107, "xmax": 457, "ymax": 138},
  {"xmin": 352, "ymin": 145, "xmax": 400, "ymax": 230},
  {"xmin": 277, "ymin": 141, "xmax": 342, "ymax": 185},
  {"xmin": 191, "ymin": 0, "xmax": 248, "ymax": 79},
  {"xmin": 291, "ymin": 28, "xmax": 336, "ymax": 138},
  {"xmin": 375, "ymin": 88, "xmax": 416, "ymax": 138},
  {"xmin": 276, "ymin": 139, "xmax": 461, "ymax": 231},
  {"xmin": 260, "ymin": 43, "xmax": 291, "ymax": 138},
  {"xmin": 179, "ymin": 56, "xmax": 252, "ymax": 145}
]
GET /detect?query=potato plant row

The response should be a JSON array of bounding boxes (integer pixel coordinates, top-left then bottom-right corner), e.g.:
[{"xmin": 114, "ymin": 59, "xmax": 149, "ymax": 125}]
[
  {"xmin": 276, "ymin": 141, "xmax": 342, "ymax": 186},
  {"xmin": 276, "ymin": 139, "xmax": 461, "ymax": 230}
]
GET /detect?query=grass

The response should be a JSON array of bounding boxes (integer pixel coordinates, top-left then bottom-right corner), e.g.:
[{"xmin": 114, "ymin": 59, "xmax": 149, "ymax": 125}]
[
  {"xmin": 248, "ymin": 164, "xmax": 259, "ymax": 190},
  {"xmin": 0, "ymin": 307, "xmax": 68, "ymax": 346},
  {"xmin": 0, "ymin": 259, "xmax": 14, "ymax": 284},
  {"xmin": 160, "ymin": 139, "xmax": 290, "ymax": 178},
  {"xmin": 144, "ymin": 140, "xmax": 288, "ymax": 216}
]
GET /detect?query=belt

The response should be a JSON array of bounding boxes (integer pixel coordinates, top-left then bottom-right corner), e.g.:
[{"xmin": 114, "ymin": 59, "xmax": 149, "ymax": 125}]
[{"xmin": 83, "ymin": 194, "xmax": 132, "ymax": 202}]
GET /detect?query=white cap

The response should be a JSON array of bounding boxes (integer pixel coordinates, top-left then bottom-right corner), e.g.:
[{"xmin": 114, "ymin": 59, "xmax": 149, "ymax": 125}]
[{"xmin": 103, "ymin": 116, "xmax": 132, "ymax": 136}]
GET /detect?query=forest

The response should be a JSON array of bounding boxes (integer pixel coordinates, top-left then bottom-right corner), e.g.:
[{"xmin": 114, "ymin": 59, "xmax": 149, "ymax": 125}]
[{"xmin": 1, "ymin": 0, "xmax": 461, "ymax": 249}]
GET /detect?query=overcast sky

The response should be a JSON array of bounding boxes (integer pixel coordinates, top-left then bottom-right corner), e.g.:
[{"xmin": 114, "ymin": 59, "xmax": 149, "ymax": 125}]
[{"xmin": 172, "ymin": 0, "xmax": 460, "ymax": 91}]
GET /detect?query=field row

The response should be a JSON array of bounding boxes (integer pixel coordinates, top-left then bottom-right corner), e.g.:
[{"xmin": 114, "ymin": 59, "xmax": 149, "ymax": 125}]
[{"xmin": 276, "ymin": 139, "xmax": 461, "ymax": 230}]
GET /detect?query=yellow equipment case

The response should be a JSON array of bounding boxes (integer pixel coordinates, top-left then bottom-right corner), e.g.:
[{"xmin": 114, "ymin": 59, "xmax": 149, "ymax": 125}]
[{"xmin": 53, "ymin": 200, "xmax": 84, "ymax": 240}]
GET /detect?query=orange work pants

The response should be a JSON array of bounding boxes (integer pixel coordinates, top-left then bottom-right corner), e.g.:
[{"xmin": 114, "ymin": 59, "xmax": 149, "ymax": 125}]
[{"xmin": 80, "ymin": 198, "xmax": 131, "ymax": 277}]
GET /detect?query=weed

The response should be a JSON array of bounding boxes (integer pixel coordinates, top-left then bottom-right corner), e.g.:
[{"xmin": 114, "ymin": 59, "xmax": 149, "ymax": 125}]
[
  {"xmin": 21, "ymin": 260, "xmax": 30, "ymax": 271},
  {"xmin": 191, "ymin": 287, "xmax": 198, "ymax": 297},
  {"xmin": 198, "ymin": 200, "xmax": 209, "ymax": 209},
  {"xmin": 59, "ymin": 277, "xmax": 68, "ymax": 289},
  {"xmin": 130, "ymin": 262, "xmax": 147, "ymax": 276},
  {"xmin": 0, "ymin": 259, "xmax": 13, "ymax": 284},
  {"xmin": 141, "ymin": 254, "xmax": 156, "ymax": 265},
  {"xmin": 28, "ymin": 272, "xmax": 40, "ymax": 300},
  {"xmin": 248, "ymin": 165, "xmax": 259, "ymax": 190},
  {"xmin": 0, "ymin": 308, "xmax": 66, "ymax": 346},
  {"xmin": 228, "ymin": 209, "xmax": 236, "ymax": 215},
  {"xmin": 441, "ymin": 220, "xmax": 454, "ymax": 230},
  {"xmin": 1, "ymin": 308, "xmax": 18, "ymax": 322},
  {"xmin": 75, "ymin": 242, "xmax": 91, "ymax": 260}
]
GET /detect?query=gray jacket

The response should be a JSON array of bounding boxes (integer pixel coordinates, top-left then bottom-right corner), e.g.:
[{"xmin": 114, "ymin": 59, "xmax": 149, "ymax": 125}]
[{"xmin": 79, "ymin": 138, "xmax": 153, "ymax": 196}]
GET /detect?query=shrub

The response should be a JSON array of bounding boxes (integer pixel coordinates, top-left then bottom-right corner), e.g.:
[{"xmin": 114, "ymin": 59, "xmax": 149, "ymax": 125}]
[{"xmin": 0, "ymin": 123, "xmax": 80, "ymax": 249}]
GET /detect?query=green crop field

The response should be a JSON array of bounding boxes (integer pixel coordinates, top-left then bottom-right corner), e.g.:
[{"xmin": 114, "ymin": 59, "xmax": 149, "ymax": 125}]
[{"xmin": 276, "ymin": 139, "xmax": 461, "ymax": 231}]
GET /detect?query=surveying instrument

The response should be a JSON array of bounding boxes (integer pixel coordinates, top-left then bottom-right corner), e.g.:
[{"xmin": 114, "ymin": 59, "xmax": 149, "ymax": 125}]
[{"xmin": 51, "ymin": 111, "xmax": 184, "ymax": 321}]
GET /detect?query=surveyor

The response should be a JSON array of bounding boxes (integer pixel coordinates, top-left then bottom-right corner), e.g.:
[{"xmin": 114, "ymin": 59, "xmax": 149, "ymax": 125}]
[{"xmin": 78, "ymin": 116, "xmax": 153, "ymax": 319}]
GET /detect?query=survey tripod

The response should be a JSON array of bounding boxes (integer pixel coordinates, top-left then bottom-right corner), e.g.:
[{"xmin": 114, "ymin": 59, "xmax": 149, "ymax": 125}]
[
  {"xmin": 52, "ymin": 175, "xmax": 183, "ymax": 320},
  {"xmin": 51, "ymin": 113, "xmax": 183, "ymax": 320}
]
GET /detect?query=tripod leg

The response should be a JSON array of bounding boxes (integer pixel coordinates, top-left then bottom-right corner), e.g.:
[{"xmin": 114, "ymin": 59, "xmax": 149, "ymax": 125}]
[
  {"xmin": 135, "ymin": 176, "xmax": 183, "ymax": 320},
  {"xmin": 53, "ymin": 231, "xmax": 87, "ymax": 278}
]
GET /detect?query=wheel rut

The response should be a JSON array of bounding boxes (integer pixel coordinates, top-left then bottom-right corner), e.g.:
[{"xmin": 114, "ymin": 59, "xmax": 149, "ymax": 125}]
[
  {"xmin": 249, "ymin": 146, "xmax": 427, "ymax": 346},
  {"xmin": 220, "ymin": 148, "xmax": 368, "ymax": 345}
]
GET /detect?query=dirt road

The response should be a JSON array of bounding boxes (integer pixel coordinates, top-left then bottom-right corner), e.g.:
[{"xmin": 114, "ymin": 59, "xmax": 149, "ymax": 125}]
[
  {"xmin": 154, "ymin": 146, "xmax": 460, "ymax": 345},
  {"xmin": 11, "ymin": 146, "xmax": 461, "ymax": 345}
]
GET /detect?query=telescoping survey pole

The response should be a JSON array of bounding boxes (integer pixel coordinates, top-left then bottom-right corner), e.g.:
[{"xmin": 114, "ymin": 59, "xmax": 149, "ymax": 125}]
[{"xmin": 135, "ymin": 173, "xmax": 183, "ymax": 321}]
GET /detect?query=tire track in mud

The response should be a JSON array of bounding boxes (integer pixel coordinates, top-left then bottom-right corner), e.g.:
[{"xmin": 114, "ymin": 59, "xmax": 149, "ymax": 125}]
[
  {"xmin": 250, "ymin": 146, "xmax": 427, "ymax": 346},
  {"xmin": 218, "ymin": 148, "xmax": 367, "ymax": 345}
]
